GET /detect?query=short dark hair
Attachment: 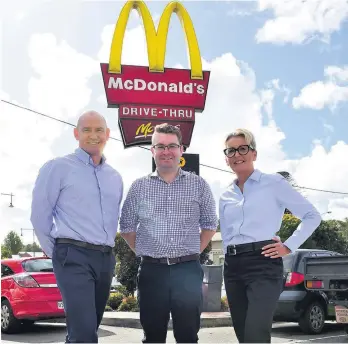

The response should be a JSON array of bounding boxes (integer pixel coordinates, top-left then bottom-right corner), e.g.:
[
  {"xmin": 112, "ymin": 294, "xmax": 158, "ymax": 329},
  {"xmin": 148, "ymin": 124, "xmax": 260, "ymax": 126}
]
[{"xmin": 153, "ymin": 123, "xmax": 182, "ymax": 145}]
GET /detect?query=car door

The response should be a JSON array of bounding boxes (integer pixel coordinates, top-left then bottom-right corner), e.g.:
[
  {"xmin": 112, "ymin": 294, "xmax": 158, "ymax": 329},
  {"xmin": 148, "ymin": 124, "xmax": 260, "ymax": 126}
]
[{"xmin": 1, "ymin": 264, "xmax": 16, "ymax": 298}]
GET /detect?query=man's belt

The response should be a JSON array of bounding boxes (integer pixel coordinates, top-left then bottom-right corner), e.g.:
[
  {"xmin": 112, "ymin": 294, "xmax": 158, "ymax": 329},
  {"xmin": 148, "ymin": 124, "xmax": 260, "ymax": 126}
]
[
  {"xmin": 142, "ymin": 254, "xmax": 200, "ymax": 265},
  {"xmin": 226, "ymin": 240, "xmax": 276, "ymax": 256},
  {"xmin": 55, "ymin": 238, "xmax": 113, "ymax": 253}
]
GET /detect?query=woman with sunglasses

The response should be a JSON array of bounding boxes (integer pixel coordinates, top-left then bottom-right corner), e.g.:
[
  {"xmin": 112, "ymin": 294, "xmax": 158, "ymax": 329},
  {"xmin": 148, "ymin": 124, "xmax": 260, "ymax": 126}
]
[{"xmin": 219, "ymin": 128, "xmax": 321, "ymax": 343}]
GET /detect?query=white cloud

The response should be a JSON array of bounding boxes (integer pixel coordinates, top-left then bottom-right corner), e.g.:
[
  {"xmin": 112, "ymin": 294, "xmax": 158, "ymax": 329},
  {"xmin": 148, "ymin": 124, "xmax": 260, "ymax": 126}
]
[
  {"xmin": 28, "ymin": 33, "xmax": 99, "ymax": 119},
  {"xmin": 293, "ymin": 65, "xmax": 348, "ymax": 110},
  {"xmin": 259, "ymin": 79, "xmax": 291, "ymax": 121},
  {"xmin": 256, "ymin": 0, "xmax": 348, "ymax": 44},
  {"xmin": 285, "ymin": 141, "xmax": 348, "ymax": 220},
  {"xmin": 325, "ymin": 65, "xmax": 348, "ymax": 83}
]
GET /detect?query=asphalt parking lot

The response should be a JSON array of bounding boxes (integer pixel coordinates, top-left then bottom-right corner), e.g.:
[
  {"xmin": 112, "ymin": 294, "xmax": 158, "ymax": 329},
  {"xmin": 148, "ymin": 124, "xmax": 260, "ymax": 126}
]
[{"xmin": 1, "ymin": 322, "xmax": 348, "ymax": 343}]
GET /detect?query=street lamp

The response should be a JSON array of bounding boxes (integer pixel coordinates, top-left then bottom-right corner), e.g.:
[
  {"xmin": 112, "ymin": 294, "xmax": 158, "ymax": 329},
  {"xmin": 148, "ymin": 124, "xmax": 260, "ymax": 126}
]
[
  {"xmin": 1, "ymin": 193, "xmax": 15, "ymax": 207},
  {"xmin": 21, "ymin": 228, "xmax": 36, "ymax": 257}
]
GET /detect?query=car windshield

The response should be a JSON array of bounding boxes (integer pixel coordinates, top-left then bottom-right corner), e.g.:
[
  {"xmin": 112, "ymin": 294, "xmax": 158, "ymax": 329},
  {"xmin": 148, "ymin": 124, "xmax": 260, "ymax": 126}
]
[
  {"xmin": 22, "ymin": 259, "xmax": 53, "ymax": 272},
  {"xmin": 282, "ymin": 254, "xmax": 294, "ymax": 273}
]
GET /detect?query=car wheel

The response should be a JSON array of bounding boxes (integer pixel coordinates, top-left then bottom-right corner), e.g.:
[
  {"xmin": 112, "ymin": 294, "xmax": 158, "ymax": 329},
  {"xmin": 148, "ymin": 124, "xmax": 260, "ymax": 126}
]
[
  {"xmin": 299, "ymin": 301, "xmax": 325, "ymax": 334},
  {"xmin": 1, "ymin": 299, "xmax": 21, "ymax": 334}
]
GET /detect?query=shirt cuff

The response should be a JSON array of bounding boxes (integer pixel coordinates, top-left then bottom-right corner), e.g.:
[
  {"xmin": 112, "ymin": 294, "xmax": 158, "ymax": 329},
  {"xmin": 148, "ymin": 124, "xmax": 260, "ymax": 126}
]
[
  {"xmin": 200, "ymin": 224, "xmax": 218, "ymax": 231},
  {"xmin": 119, "ymin": 227, "xmax": 137, "ymax": 233}
]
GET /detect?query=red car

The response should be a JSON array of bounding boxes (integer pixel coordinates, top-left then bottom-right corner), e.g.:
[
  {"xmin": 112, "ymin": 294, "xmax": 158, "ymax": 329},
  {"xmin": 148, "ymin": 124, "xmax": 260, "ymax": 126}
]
[{"xmin": 1, "ymin": 256, "xmax": 65, "ymax": 333}]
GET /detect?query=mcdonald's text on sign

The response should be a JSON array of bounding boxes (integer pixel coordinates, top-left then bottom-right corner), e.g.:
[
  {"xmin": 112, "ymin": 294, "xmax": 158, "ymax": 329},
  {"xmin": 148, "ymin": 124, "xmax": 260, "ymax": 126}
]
[
  {"xmin": 100, "ymin": 0, "xmax": 210, "ymax": 148},
  {"xmin": 119, "ymin": 120, "xmax": 194, "ymax": 147}
]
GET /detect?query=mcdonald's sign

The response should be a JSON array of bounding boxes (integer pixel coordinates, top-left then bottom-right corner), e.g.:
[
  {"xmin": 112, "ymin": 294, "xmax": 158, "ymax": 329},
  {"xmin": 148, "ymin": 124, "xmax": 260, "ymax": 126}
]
[{"xmin": 100, "ymin": 1, "xmax": 210, "ymax": 148}]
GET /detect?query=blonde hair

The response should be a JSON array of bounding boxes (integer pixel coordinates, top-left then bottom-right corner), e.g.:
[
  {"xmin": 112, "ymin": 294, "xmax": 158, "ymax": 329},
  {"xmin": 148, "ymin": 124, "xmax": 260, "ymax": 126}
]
[{"xmin": 225, "ymin": 129, "xmax": 256, "ymax": 150}]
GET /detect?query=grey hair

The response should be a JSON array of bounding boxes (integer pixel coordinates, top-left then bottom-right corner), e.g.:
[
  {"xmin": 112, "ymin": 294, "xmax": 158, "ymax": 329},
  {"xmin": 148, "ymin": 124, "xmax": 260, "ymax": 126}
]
[{"xmin": 225, "ymin": 128, "xmax": 257, "ymax": 150}]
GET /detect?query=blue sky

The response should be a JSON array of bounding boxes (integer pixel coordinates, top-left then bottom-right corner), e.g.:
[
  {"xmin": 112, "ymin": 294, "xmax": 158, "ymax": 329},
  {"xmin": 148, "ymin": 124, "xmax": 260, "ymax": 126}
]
[
  {"xmin": 1, "ymin": 0, "xmax": 348, "ymax": 243},
  {"xmin": 4, "ymin": 1, "xmax": 347, "ymax": 157}
]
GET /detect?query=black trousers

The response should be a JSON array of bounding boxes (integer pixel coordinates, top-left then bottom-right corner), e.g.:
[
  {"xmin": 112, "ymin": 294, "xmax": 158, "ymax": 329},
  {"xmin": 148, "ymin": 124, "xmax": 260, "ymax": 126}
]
[
  {"xmin": 137, "ymin": 259, "xmax": 204, "ymax": 343},
  {"xmin": 224, "ymin": 249, "xmax": 284, "ymax": 343},
  {"xmin": 52, "ymin": 243, "xmax": 115, "ymax": 343}
]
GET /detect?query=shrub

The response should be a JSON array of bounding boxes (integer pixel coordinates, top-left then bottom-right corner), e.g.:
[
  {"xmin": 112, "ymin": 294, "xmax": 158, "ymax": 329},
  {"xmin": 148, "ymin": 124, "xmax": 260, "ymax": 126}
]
[
  {"xmin": 105, "ymin": 305, "xmax": 113, "ymax": 312},
  {"xmin": 112, "ymin": 285, "xmax": 129, "ymax": 296},
  {"xmin": 221, "ymin": 296, "xmax": 229, "ymax": 311},
  {"xmin": 117, "ymin": 296, "xmax": 139, "ymax": 312},
  {"xmin": 107, "ymin": 292, "xmax": 124, "ymax": 310}
]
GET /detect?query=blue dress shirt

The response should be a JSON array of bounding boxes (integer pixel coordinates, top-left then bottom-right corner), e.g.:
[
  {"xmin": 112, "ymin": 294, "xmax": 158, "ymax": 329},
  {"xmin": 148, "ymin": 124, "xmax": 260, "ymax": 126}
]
[
  {"xmin": 30, "ymin": 148, "xmax": 123, "ymax": 258},
  {"xmin": 219, "ymin": 169, "xmax": 322, "ymax": 254}
]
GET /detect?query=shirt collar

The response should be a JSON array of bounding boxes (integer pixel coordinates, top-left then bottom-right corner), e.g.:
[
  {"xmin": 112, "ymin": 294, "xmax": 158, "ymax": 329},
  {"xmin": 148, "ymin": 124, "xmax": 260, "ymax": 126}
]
[
  {"xmin": 232, "ymin": 169, "xmax": 262, "ymax": 186},
  {"xmin": 249, "ymin": 169, "xmax": 262, "ymax": 182},
  {"xmin": 150, "ymin": 168, "xmax": 188, "ymax": 180},
  {"xmin": 75, "ymin": 148, "xmax": 106, "ymax": 166}
]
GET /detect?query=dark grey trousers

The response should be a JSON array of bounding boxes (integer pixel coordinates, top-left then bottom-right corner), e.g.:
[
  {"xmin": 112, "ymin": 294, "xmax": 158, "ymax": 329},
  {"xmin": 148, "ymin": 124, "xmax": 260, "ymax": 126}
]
[
  {"xmin": 224, "ymin": 250, "xmax": 284, "ymax": 343},
  {"xmin": 137, "ymin": 259, "xmax": 204, "ymax": 343},
  {"xmin": 52, "ymin": 243, "xmax": 115, "ymax": 343}
]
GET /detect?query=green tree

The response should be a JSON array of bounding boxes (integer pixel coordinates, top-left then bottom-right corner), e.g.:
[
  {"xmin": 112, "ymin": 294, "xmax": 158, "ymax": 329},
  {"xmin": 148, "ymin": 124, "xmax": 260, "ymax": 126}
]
[
  {"xmin": 330, "ymin": 218, "xmax": 348, "ymax": 241},
  {"xmin": 1, "ymin": 244, "xmax": 12, "ymax": 259},
  {"xmin": 277, "ymin": 214, "xmax": 348, "ymax": 254},
  {"xmin": 200, "ymin": 240, "xmax": 213, "ymax": 265},
  {"xmin": 113, "ymin": 233, "xmax": 140, "ymax": 296},
  {"xmin": 4, "ymin": 231, "xmax": 23, "ymax": 255},
  {"xmin": 23, "ymin": 242, "xmax": 42, "ymax": 252},
  {"xmin": 216, "ymin": 220, "xmax": 220, "ymax": 232}
]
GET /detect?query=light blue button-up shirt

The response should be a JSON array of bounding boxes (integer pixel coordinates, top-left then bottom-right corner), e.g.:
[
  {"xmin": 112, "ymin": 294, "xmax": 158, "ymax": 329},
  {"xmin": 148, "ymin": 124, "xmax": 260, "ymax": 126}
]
[
  {"xmin": 30, "ymin": 148, "xmax": 123, "ymax": 258},
  {"xmin": 219, "ymin": 169, "xmax": 322, "ymax": 253}
]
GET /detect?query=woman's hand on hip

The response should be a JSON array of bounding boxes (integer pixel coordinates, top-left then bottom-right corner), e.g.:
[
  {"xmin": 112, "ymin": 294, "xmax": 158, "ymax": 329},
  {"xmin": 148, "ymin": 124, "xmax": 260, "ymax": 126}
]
[{"xmin": 261, "ymin": 237, "xmax": 291, "ymax": 258}]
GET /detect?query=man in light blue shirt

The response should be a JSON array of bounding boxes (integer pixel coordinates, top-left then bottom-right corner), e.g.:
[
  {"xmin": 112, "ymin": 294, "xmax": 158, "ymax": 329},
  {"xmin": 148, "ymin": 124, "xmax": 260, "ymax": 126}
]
[{"xmin": 31, "ymin": 110, "xmax": 123, "ymax": 343}]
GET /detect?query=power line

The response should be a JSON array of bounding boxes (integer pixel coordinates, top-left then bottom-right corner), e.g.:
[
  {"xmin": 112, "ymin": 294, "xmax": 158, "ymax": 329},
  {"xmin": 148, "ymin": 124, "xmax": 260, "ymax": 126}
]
[
  {"xmin": 2, "ymin": 99, "xmax": 348, "ymax": 196},
  {"xmin": 1, "ymin": 100, "xmax": 150, "ymax": 151},
  {"xmin": 293, "ymin": 186, "xmax": 348, "ymax": 195}
]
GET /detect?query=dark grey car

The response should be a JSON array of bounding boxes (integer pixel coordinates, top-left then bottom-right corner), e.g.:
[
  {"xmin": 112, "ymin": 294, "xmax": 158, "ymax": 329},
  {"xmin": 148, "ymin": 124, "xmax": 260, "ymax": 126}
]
[{"xmin": 273, "ymin": 249, "xmax": 341, "ymax": 334}]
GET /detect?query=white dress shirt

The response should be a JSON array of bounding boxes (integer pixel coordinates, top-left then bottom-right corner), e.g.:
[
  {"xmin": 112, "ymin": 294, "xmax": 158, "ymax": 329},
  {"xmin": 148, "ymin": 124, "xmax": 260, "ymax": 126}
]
[{"xmin": 219, "ymin": 169, "xmax": 322, "ymax": 253}]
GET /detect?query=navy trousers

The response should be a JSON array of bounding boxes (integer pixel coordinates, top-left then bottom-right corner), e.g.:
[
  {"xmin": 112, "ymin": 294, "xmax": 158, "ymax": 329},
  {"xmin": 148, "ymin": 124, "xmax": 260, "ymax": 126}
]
[
  {"xmin": 137, "ymin": 259, "xmax": 204, "ymax": 343},
  {"xmin": 52, "ymin": 243, "xmax": 115, "ymax": 343}
]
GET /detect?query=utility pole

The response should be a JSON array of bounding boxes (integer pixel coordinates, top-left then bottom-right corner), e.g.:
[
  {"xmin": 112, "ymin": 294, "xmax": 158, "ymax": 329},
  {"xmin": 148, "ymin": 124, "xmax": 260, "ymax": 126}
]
[
  {"xmin": 21, "ymin": 228, "xmax": 36, "ymax": 257},
  {"xmin": 1, "ymin": 192, "xmax": 15, "ymax": 207}
]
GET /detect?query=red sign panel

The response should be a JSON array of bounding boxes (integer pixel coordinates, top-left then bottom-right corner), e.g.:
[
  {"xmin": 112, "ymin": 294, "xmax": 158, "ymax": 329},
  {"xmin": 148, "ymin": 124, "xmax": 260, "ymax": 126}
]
[
  {"xmin": 101, "ymin": 64, "xmax": 210, "ymax": 112},
  {"xmin": 101, "ymin": 64, "xmax": 210, "ymax": 148},
  {"xmin": 118, "ymin": 118, "xmax": 195, "ymax": 148}
]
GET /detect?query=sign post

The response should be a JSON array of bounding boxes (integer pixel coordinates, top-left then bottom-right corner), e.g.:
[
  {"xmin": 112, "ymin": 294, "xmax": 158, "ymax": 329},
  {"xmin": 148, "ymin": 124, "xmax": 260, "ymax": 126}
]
[{"xmin": 101, "ymin": 1, "xmax": 209, "ymax": 174}]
